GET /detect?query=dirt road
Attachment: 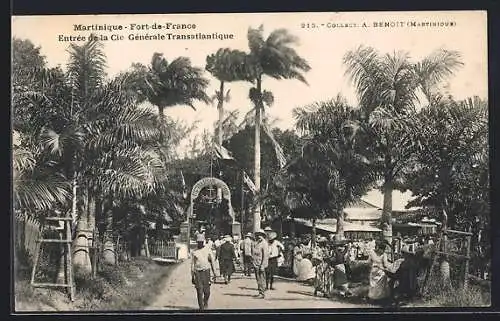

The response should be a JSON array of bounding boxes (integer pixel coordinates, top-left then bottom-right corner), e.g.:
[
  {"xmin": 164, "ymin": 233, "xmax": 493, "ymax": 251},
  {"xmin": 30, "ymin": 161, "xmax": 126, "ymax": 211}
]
[{"xmin": 147, "ymin": 259, "xmax": 372, "ymax": 311}]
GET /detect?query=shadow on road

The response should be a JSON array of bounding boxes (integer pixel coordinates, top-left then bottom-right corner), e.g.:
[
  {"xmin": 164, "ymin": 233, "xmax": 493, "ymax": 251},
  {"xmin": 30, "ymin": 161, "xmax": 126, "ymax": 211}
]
[
  {"xmin": 161, "ymin": 305, "xmax": 196, "ymax": 310},
  {"xmin": 288, "ymin": 290, "xmax": 373, "ymax": 306},
  {"xmin": 287, "ymin": 290, "xmax": 315, "ymax": 297},
  {"xmin": 223, "ymin": 293, "xmax": 259, "ymax": 297},
  {"xmin": 238, "ymin": 286, "xmax": 257, "ymax": 291},
  {"xmin": 265, "ymin": 297, "xmax": 309, "ymax": 301}
]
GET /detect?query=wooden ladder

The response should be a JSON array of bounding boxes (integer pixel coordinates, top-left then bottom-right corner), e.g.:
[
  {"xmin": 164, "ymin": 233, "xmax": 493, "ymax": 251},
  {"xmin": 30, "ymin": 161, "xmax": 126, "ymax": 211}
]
[{"xmin": 30, "ymin": 216, "xmax": 75, "ymax": 301}]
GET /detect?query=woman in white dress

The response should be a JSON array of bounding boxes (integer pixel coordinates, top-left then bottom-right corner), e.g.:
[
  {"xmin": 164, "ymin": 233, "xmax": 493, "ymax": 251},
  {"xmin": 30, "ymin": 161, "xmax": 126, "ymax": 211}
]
[
  {"xmin": 294, "ymin": 253, "xmax": 316, "ymax": 283},
  {"xmin": 367, "ymin": 241, "xmax": 392, "ymax": 304}
]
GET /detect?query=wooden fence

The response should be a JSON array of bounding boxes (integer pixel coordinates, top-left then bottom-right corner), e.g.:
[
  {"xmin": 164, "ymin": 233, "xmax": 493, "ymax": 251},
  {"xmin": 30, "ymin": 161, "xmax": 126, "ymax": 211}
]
[
  {"xmin": 149, "ymin": 240, "xmax": 178, "ymax": 261},
  {"xmin": 15, "ymin": 212, "xmax": 42, "ymax": 260}
]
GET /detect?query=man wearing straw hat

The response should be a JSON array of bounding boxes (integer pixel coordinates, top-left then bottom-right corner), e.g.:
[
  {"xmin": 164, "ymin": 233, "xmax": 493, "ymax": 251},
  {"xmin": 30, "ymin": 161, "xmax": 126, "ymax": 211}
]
[
  {"xmin": 266, "ymin": 229, "xmax": 284, "ymax": 290},
  {"xmin": 252, "ymin": 229, "xmax": 269, "ymax": 298},
  {"xmin": 240, "ymin": 232, "xmax": 254, "ymax": 276},
  {"xmin": 191, "ymin": 239, "xmax": 216, "ymax": 310}
]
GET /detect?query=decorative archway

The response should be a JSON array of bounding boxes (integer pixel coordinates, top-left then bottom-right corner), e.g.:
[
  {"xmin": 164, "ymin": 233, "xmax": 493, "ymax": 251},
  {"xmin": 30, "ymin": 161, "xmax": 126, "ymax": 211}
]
[
  {"xmin": 181, "ymin": 177, "xmax": 241, "ymax": 251},
  {"xmin": 188, "ymin": 177, "xmax": 235, "ymax": 222}
]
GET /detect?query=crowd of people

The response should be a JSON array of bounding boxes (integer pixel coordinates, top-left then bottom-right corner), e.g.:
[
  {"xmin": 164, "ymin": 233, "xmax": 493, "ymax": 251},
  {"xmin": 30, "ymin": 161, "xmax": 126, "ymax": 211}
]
[
  {"xmin": 279, "ymin": 233, "xmax": 434, "ymax": 306},
  {"xmin": 190, "ymin": 227, "xmax": 433, "ymax": 310},
  {"xmin": 190, "ymin": 227, "xmax": 285, "ymax": 310}
]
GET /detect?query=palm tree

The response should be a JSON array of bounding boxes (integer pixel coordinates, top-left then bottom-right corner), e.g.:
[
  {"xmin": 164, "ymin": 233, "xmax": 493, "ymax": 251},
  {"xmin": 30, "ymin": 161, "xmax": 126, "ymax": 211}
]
[
  {"xmin": 131, "ymin": 53, "xmax": 210, "ymax": 119},
  {"xmin": 408, "ymin": 96, "xmax": 488, "ymax": 228},
  {"xmin": 78, "ymin": 77, "xmax": 167, "ymax": 265},
  {"xmin": 123, "ymin": 54, "xmax": 210, "ymax": 165},
  {"xmin": 244, "ymin": 25, "xmax": 311, "ymax": 232},
  {"xmin": 291, "ymin": 96, "xmax": 374, "ymax": 242},
  {"xmin": 13, "ymin": 36, "xmax": 178, "ymax": 275},
  {"xmin": 406, "ymin": 95, "xmax": 488, "ymax": 283},
  {"xmin": 28, "ymin": 37, "xmax": 167, "ymax": 273},
  {"xmin": 343, "ymin": 46, "xmax": 463, "ymax": 241},
  {"xmin": 205, "ymin": 48, "xmax": 250, "ymax": 146}
]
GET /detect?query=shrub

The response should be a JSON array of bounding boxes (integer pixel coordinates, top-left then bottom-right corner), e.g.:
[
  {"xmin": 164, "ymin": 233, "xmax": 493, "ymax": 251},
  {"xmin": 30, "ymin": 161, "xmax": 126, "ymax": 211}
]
[
  {"xmin": 98, "ymin": 264, "xmax": 126, "ymax": 287},
  {"xmin": 430, "ymin": 286, "xmax": 491, "ymax": 307},
  {"xmin": 73, "ymin": 267, "xmax": 106, "ymax": 300}
]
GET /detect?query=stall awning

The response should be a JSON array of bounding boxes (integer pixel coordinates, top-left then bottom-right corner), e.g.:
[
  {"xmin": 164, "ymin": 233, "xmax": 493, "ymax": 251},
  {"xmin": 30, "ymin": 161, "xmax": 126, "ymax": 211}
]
[{"xmin": 293, "ymin": 218, "xmax": 382, "ymax": 233}]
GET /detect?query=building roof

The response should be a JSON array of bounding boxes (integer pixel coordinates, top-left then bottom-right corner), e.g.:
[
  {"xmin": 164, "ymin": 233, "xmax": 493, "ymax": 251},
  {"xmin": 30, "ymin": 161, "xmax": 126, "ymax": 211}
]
[
  {"xmin": 361, "ymin": 189, "xmax": 420, "ymax": 211},
  {"xmin": 348, "ymin": 198, "xmax": 380, "ymax": 209},
  {"xmin": 344, "ymin": 207, "xmax": 382, "ymax": 221},
  {"xmin": 293, "ymin": 218, "xmax": 382, "ymax": 233}
]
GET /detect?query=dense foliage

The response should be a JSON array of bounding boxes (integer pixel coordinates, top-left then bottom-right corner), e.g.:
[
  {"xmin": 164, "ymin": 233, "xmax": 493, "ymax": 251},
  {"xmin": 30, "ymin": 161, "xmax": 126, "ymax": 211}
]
[{"xmin": 12, "ymin": 29, "xmax": 489, "ymax": 281}]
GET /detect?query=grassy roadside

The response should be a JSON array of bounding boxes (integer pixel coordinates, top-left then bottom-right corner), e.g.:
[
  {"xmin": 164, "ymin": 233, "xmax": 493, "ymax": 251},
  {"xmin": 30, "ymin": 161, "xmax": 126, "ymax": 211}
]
[
  {"xmin": 15, "ymin": 257, "xmax": 179, "ymax": 312},
  {"xmin": 406, "ymin": 284, "xmax": 491, "ymax": 308}
]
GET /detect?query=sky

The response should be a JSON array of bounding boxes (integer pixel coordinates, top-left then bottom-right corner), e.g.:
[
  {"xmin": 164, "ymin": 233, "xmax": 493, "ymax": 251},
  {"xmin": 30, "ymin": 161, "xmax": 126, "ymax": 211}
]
[{"xmin": 12, "ymin": 11, "xmax": 488, "ymax": 206}]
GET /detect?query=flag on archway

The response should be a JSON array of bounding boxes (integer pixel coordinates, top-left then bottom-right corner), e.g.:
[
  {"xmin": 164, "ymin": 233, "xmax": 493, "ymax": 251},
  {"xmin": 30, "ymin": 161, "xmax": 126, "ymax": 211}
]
[
  {"xmin": 243, "ymin": 171, "xmax": 257, "ymax": 194},
  {"xmin": 212, "ymin": 143, "xmax": 259, "ymax": 195},
  {"xmin": 181, "ymin": 170, "xmax": 187, "ymax": 199},
  {"xmin": 262, "ymin": 122, "xmax": 287, "ymax": 169},
  {"xmin": 214, "ymin": 143, "xmax": 235, "ymax": 160}
]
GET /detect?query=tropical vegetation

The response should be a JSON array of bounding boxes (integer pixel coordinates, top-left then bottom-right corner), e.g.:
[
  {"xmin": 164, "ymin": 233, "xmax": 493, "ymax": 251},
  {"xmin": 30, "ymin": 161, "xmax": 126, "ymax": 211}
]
[{"xmin": 13, "ymin": 24, "xmax": 489, "ymax": 305}]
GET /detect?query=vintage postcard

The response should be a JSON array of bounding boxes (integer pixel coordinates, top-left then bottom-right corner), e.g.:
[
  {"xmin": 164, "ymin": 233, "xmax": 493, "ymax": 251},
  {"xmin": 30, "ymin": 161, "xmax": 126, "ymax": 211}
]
[{"xmin": 12, "ymin": 11, "xmax": 489, "ymax": 312}]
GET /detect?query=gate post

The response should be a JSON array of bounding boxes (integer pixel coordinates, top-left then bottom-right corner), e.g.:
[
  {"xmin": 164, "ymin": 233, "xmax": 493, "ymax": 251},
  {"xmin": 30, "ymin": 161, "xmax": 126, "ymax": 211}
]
[
  {"xmin": 180, "ymin": 221, "xmax": 190, "ymax": 244},
  {"xmin": 232, "ymin": 221, "xmax": 241, "ymax": 240}
]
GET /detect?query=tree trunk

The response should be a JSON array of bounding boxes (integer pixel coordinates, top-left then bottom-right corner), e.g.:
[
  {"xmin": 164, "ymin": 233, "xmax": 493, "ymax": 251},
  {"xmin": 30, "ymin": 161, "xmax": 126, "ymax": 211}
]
[
  {"xmin": 138, "ymin": 205, "xmax": 147, "ymax": 256},
  {"xmin": 311, "ymin": 218, "xmax": 317, "ymax": 248},
  {"xmin": 72, "ymin": 185, "xmax": 92, "ymax": 275},
  {"xmin": 158, "ymin": 106, "xmax": 165, "ymax": 122},
  {"xmin": 140, "ymin": 228, "xmax": 147, "ymax": 256},
  {"xmin": 71, "ymin": 176, "xmax": 77, "ymax": 224},
  {"xmin": 336, "ymin": 209, "xmax": 345, "ymax": 241},
  {"xmin": 88, "ymin": 195, "xmax": 97, "ymax": 275},
  {"xmin": 253, "ymin": 79, "xmax": 262, "ymax": 232},
  {"xmin": 439, "ymin": 200, "xmax": 451, "ymax": 287},
  {"xmin": 279, "ymin": 214, "xmax": 283, "ymax": 239},
  {"xmin": 217, "ymin": 81, "xmax": 225, "ymax": 147},
  {"xmin": 73, "ymin": 220, "xmax": 92, "ymax": 274},
  {"xmin": 216, "ymin": 81, "xmax": 225, "ymax": 211},
  {"xmin": 103, "ymin": 205, "xmax": 116, "ymax": 265},
  {"xmin": 382, "ymin": 179, "xmax": 393, "ymax": 243}
]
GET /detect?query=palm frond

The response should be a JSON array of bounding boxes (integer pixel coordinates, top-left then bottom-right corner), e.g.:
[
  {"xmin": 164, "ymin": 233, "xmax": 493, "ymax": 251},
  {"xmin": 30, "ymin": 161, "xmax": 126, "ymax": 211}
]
[
  {"xmin": 415, "ymin": 49, "xmax": 464, "ymax": 101},
  {"xmin": 67, "ymin": 35, "xmax": 107, "ymax": 102},
  {"xmin": 206, "ymin": 48, "xmax": 253, "ymax": 83},
  {"xmin": 247, "ymin": 26, "xmax": 311, "ymax": 84},
  {"xmin": 14, "ymin": 171, "xmax": 70, "ymax": 211},
  {"xmin": 13, "ymin": 146, "xmax": 36, "ymax": 175}
]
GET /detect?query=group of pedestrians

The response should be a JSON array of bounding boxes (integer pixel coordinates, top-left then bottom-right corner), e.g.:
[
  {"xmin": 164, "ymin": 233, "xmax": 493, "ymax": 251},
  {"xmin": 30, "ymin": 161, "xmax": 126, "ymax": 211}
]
[{"xmin": 190, "ymin": 227, "xmax": 284, "ymax": 310}]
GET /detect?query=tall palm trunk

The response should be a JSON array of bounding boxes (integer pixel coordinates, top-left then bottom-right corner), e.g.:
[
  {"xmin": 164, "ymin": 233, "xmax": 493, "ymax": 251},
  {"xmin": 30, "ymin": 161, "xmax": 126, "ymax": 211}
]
[
  {"xmin": 382, "ymin": 182, "xmax": 393, "ymax": 242},
  {"xmin": 382, "ymin": 156, "xmax": 393, "ymax": 242},
  {"xmin": 439, "ymin": 196, "xmax": 451, "ymax": 287},
  {"xmin": 336, "ymin": 208, "xmax": 345, "ymax": 241},
  {"xmin": 216, "ymin": 81, "xmax": 225, "ymax": 203},
  {"xmin": 103, "ymin": 197, "xmax": 116, "ymax": 265},
  {"xmin": 158, "ymin": 106, "xmax": 165, "ymax": 123},
  {"xmin": 73, "ymin": 189, "xmax": 92, "ymax": 274},
  {"xmin": 217, "ymin": 81, "xmax": 225, "ymax": 146},
  {"xmin": 71, "ymin": 175, "xmax": 77, "ymax": 223},
  {"xmin": 311, "ymin": 218, "xmax": 317, "ymax": 248},
  {"xmin": 253, "ymin": 78, "xmax": 262, "ymax": 232}
]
